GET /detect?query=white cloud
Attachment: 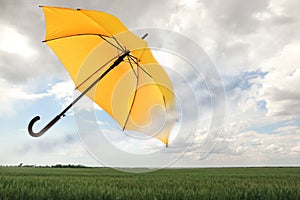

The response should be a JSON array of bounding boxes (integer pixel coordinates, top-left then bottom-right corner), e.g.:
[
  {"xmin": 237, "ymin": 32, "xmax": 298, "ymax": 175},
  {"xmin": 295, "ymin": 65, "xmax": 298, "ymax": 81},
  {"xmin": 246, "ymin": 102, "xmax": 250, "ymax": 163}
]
[
  {"xmin": 259, "ymin": 42, "xmax": 300, "ymax": 118},
  {"xmin": 48, "ymin": 81, "xmax": 74, "ymax": 99},
  {"xmin": 274, "ymin": 125, "xmax": 300, "ymax": 134},
  {"xmin": 0, "ymin": 79, "xmax": 75, "ymax": 116},
  {"xmin": 291, "ymin": 142, "xmax": 300, "ymax": 154},
  {"xmin": 196, "ymin": 129, "xmax": 300, "ymax": 165},
  {"xmin": 2, "ymin": 82, "xmax": 47, "ymax": 101},
  {"xmin": 0, "ymin": 78, "xmax": 47, "ymax": 116},
  {"xmin": 47, "ymin": 80, "xmax": 75, "ymax": 111},
  {"xmin": 0, "ymin": 25, "xmax": 36, "ymax": 58}
]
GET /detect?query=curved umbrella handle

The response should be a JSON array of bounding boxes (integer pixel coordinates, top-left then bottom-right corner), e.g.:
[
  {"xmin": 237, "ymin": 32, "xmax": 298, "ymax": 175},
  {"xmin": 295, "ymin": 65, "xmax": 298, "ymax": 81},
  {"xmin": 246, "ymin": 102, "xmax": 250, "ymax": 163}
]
[{"xmin": 28, "ymin": 115, "xmax": 61, "ymax": 137}]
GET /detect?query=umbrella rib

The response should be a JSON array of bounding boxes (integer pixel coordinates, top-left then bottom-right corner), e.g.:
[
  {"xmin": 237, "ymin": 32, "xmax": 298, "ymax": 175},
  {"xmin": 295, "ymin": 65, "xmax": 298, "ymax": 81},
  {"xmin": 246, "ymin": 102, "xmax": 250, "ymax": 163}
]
[
  {"xmin": 43, "ymin": 33, "xmax": 109, "ymax": 42},
  {"xmin": 134, "ymin": 42, "xmax": 148, "ymax": 64},
  {"xmin": 76, "ymin": 9, "xmax": 125, "ymax": 52},
  {"xmin": 128, "ymin": 55, "xmax": 152, "ymax": 78},
  {"xmin": 112, "ymin": 36, "xmax": 125, "ymax": 51},
  {"xmin": 126, "ymin": 39, "xmax": 148, "ymax": 65},
  {"xmin": 126, "ymin": 57, "xmax": 138, "ymax": 78},
  {"xmin": 43, "ymin": 34, "xmax": 125, "ymax": 52},
  {"xmin": 98, "ymin": 35, "xmax": 125, "ymax": 52},
  {"xmin": 122, "ymin": 57, "xmax": 139, "ymax": 131},
  {"xmin": 74, "ymin": 54, "xmax": 120, "ymax": 90},
  {"xmin": 75, "ymin": 10, "xmax": 126, "ymax": 52}
]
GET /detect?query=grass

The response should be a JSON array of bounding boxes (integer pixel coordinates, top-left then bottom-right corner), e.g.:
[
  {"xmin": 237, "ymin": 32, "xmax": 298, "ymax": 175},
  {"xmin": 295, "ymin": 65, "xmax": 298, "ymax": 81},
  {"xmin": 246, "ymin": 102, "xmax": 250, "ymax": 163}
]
[{"xmin": 0, "ymin": 167, "xmax": 299, "ymax": 199}]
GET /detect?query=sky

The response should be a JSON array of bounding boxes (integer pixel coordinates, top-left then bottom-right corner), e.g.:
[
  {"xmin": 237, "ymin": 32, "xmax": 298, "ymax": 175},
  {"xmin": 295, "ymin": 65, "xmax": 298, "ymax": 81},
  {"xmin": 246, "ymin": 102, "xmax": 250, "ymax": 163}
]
[{"xmin": 0, "ymin": 0, "xmax": 299, "ymax": 169}]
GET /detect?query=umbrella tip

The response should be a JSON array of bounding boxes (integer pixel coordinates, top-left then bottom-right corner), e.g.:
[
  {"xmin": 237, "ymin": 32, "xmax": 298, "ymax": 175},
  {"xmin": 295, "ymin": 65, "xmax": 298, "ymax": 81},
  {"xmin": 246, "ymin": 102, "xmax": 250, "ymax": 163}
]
[
  {"xmin": 141, "ymin": 33, "xmax": 148, "ymax": 40},
  {"xmin": 77, "ymin": 8, "xmax": 81, "ymax": 10}
]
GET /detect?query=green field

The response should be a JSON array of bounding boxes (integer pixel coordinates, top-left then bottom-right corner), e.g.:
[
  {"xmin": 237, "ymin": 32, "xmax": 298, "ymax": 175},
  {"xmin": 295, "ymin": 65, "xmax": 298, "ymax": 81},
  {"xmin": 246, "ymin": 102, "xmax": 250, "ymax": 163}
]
[{"xmin": 0, "ymin": 167, "xmax": 299, "ymax": 199}]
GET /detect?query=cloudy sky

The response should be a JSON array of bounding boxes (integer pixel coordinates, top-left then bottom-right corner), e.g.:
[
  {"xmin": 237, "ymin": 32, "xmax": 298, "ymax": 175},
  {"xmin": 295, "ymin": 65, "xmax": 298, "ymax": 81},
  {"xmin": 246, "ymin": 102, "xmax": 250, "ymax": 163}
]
[{"xmin": 0, "ymin": 0, "xmax": 299, "ymax": 168}]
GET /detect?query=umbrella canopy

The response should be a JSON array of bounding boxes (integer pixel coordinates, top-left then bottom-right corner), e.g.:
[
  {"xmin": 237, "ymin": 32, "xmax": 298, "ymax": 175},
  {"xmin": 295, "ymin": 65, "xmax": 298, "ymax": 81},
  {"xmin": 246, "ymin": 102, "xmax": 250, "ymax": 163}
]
[{"xmin": 31, "ymin": 6, "xmax": 176, "ymax": 146}]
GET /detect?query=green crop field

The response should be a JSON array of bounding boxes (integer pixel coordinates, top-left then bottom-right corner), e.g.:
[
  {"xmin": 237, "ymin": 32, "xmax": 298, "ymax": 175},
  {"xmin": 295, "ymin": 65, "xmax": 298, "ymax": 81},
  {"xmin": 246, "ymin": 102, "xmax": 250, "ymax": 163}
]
[{"xmin": 0, "ymin": 167, "xmax": 299, "ymax": 199}]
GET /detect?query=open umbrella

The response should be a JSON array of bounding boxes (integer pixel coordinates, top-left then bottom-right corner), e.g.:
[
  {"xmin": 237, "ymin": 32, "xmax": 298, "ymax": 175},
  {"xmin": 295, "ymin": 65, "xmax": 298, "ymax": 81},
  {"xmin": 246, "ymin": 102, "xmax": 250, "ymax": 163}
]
[{"xmin": 28, "ymin": 6, "xmax": 176, "ymax": 147}]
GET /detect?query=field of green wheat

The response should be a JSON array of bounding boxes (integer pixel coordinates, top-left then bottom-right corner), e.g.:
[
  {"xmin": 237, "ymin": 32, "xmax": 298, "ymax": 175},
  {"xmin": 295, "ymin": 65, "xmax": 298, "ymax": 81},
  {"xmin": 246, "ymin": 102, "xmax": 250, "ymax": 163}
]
[{"xmin": 0, "ymin": 167, "xmax": 299, "ymax": 199}]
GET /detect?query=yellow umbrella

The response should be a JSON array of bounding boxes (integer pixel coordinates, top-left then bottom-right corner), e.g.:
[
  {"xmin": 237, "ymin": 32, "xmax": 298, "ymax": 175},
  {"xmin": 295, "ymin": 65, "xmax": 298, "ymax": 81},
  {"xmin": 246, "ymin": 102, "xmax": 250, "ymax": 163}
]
[{"xmin": 28, "ymin": 6, "xmax": 176, "ymax": 147}]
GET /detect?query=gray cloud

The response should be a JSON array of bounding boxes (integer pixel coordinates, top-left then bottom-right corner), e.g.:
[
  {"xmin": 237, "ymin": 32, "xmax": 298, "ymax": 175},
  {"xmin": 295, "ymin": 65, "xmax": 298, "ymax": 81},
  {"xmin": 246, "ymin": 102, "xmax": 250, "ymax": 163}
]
[
  {"xmin": 0, "ymin": 2, "xmax": 68, "ymax": 84},
  {"xmin": 203, "ymin": 0, "xmax": 270, "ymax": 34}
]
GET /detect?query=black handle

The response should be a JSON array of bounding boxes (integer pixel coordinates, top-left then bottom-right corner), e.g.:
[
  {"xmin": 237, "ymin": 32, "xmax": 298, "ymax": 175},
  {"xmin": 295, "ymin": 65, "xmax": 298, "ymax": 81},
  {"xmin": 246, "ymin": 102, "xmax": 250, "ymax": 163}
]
[{"xmin": 28, "ymin": 115, "xmax": 61, "ymax": 137}]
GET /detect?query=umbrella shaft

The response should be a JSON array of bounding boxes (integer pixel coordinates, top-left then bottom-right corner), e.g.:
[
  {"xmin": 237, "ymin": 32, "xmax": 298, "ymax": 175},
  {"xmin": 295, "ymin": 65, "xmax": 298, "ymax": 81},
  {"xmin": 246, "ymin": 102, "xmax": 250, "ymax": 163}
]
[{"xmin": 28, "ymin": 51, "xmax": 130, "ymax": 137}]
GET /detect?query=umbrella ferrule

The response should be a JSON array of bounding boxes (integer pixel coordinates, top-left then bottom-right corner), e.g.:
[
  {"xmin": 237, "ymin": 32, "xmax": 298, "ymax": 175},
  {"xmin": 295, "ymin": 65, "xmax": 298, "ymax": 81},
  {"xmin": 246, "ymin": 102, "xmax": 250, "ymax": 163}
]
[{"xmin": 113, "ymin": 50, "xmax": 130, "ymax": 66}]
